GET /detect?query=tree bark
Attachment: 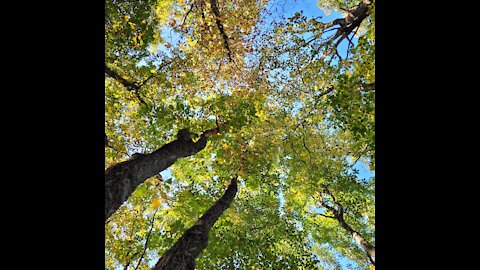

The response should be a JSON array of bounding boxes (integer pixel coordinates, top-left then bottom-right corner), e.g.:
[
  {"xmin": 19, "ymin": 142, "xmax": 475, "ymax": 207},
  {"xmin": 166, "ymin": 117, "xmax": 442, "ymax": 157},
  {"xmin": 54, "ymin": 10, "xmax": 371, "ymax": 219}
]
[
  {"xmin": 320, "ymin": 188, "xmax": 375, "ymax": 265},
  {"xmin": 337, "ymin": 215, "xmax": 375, "ymax": 263},
  {"xmin": 105, "ymin": 64, "xmax": 141, "ymax": 91},
  {"xmin": 152, "ymin": 177, "xmax": 238, "ymax": 270},
  {"xmin": 105, "ymin": 127, "xmax": 223, "ymax": 222},
  {"xmin": 208, "ymin": 0, "xmax": 233, "ymax": 62}
]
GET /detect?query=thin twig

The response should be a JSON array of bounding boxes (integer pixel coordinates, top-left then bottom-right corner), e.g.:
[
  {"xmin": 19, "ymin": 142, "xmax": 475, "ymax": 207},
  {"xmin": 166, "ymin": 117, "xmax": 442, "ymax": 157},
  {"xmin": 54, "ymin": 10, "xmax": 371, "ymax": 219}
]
[
  {"xmin": 349, "ymin": 144, "xmax": 369, "ymax": 168},
  {"xmin": 133, "ymin": 208, "xmax": 160, "ymax": 270},
  {"xmin": 317, "ymin": 213, "xmax": 337, "ymax": 219},
  {"xmin": 182, "ymin": 1, "xmax": 195, "ymax": 26}
]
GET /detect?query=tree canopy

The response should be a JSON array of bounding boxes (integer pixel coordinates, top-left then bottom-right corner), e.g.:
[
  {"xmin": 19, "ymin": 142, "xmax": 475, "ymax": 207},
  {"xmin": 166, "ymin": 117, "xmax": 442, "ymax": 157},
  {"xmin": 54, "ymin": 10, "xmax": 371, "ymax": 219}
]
[{"xmin": 105, "ymin": 0, "xmax": 375, "ymax": 269}]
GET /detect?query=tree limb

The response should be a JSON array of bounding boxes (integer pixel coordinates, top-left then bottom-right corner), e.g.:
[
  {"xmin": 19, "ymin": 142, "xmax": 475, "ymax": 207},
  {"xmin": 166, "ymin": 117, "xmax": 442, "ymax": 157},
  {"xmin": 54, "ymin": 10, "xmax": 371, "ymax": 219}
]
[
  {"xmin": 134, "ymin": 208, "xmax": 159, "ymax": 270},
  {"xmin": 105, "ymin": 65, "xmax": 141, "ymax": 91},
  {"xmin": 209, "ymin": 0, "xmax": 234, "ymax": 62},
  {"xmin": 310, "ymin": 0, "xmax": 372, "ymax": 60},
  {"xmin": 317, "ymin": 213, "xmax": 337, "ymax": 219}
]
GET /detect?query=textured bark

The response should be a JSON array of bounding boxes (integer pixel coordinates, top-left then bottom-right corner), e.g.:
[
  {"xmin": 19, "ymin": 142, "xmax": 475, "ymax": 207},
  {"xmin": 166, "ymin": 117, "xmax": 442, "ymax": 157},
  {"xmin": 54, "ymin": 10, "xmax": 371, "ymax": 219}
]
[
  {"xmin": 152, "ymin": 177, "xmax": 238, "ymax": 270},
  {"xmin": 321, "ymin": 188, "xmax": 375, "ymax": 265},
  {"xmin": 314, "ymin": 0, "xmax": 372, "ymax": 58},
  {"xmin": 105, "ymin": 127, "xmax": 223, "ymax": 222},
  {"xmin": 342, "ymin": 0, "xmax": 371, "ymax": 34},
  {"xmin": 337, "ymin": 215, "xmax": 376, "ymax": 263},
  {"xmin": 321, "ymin": 1, "xmax": 371, "ymax": 31}
]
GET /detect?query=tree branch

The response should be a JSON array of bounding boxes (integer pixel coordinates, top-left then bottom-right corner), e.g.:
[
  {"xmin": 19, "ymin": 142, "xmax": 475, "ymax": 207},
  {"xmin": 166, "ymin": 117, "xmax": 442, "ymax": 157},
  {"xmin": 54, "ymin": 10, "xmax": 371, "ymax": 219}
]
[
  {"xmin": 181, "ymin": 1, "xmax": 195, "ymax": 26},
  {"xmin": 105, "ymin": 64, "xmax": 148, "ymax": 105},
  {"xmin": 310, "ymin": 0, "xmax": 371, "ymax": 60},
  {"xmin": 317, "ymin": 213, "xmax": 337, "ymax": 219},
  {"xmin": 133, "ymin": 208, "xmax": 159, "ymax": 270},
  {"xmin": 361, "ymin": 82, "xmax": 375, "ymax": 91},
  {"xmin": 105, "ymin": 65, "xmax": 141, "ymax": 91},
  {"xmin": 105, "ymin": 59, "xmax": 172, "ymax": 105},
  {"xmin": 209, "ymin": 0, "xmax": 234, "ymax": 62},
  {"xmin": 292, "ymin": 85, "xmax": 334, "ymax": 133}
]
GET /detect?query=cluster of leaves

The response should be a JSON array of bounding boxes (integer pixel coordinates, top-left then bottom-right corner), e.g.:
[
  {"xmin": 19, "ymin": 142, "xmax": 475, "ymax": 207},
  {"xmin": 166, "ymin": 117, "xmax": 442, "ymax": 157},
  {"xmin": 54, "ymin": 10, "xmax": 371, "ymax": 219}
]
[{"xmin": 105, "ymin": 0, "xmax": 375, "ymax": 269}]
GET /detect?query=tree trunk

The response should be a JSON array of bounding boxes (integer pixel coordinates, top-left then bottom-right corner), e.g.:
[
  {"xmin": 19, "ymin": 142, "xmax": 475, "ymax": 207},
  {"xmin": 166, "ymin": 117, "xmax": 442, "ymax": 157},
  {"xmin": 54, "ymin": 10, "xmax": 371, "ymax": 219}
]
[
  {"xmin": 105, "ymin": 127, "xmax": 221, "ymax": 222},
  {"xmin": 337, "ymin": 216, "xmax": 375, "ymax": 264},
  {"xmin": 152, "ymin": 177, "xmax": 238, "ymax": 270},
  {"xmin": 320, "ymin": 190, "xmax": 375, "ymax": 265}
]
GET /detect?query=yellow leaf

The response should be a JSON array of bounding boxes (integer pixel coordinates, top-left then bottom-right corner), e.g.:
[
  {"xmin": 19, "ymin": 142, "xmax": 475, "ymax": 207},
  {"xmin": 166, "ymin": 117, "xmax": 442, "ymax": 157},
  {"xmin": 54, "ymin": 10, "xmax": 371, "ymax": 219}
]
[
  {"xmin": 186, "ymin": 39, "xmax": 196, "ymax": 46},
  {"xmin": 151, "ymin": 198, "xmax": 161, "ymax": 209}
]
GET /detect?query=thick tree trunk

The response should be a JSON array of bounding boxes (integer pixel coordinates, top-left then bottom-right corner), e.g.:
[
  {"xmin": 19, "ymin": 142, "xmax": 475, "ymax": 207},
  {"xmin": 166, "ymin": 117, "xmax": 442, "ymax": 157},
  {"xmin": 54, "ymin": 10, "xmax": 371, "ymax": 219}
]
[
  {"xmin": 105, "ymin": 127, "xmax": 221, "ymax": 222},
  {"xmin": 152, "ymin": 177, "xmax": 238, "ymax": 270}
]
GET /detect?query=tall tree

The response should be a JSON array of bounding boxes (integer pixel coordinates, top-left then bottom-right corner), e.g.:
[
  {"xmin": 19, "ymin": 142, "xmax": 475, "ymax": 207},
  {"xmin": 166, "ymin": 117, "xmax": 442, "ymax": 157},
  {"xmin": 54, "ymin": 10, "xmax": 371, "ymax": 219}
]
[{"xmin": 153, "ymin": 177, "xmax": 238, "ymax": 270}]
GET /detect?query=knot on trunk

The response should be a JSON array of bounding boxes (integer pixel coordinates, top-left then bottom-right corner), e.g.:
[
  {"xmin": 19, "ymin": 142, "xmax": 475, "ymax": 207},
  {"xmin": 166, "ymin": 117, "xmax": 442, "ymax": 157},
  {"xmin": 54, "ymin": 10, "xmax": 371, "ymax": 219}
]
[{"xmin": 177, "ymin": 128, "xmax": 194, "ymax": 142}]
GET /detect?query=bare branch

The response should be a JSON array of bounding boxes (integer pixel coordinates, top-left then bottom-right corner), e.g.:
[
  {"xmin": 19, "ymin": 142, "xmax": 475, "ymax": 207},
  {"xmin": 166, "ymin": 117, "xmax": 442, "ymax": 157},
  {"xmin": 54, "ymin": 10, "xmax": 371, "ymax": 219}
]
[
  {"xmin": 181, "ymin": 1, "xmax": 195, "ymax": 26},
  {"xmin": 317, "ymin": 213, "xmax": 337, "ymax": 219},
  {"xmin": 133, "ymin": 208, "xmax": 160, "ymax": 270},
  {"xmin": 349, "ymin": 144, "xmax": 369, "ymax": 168}
]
